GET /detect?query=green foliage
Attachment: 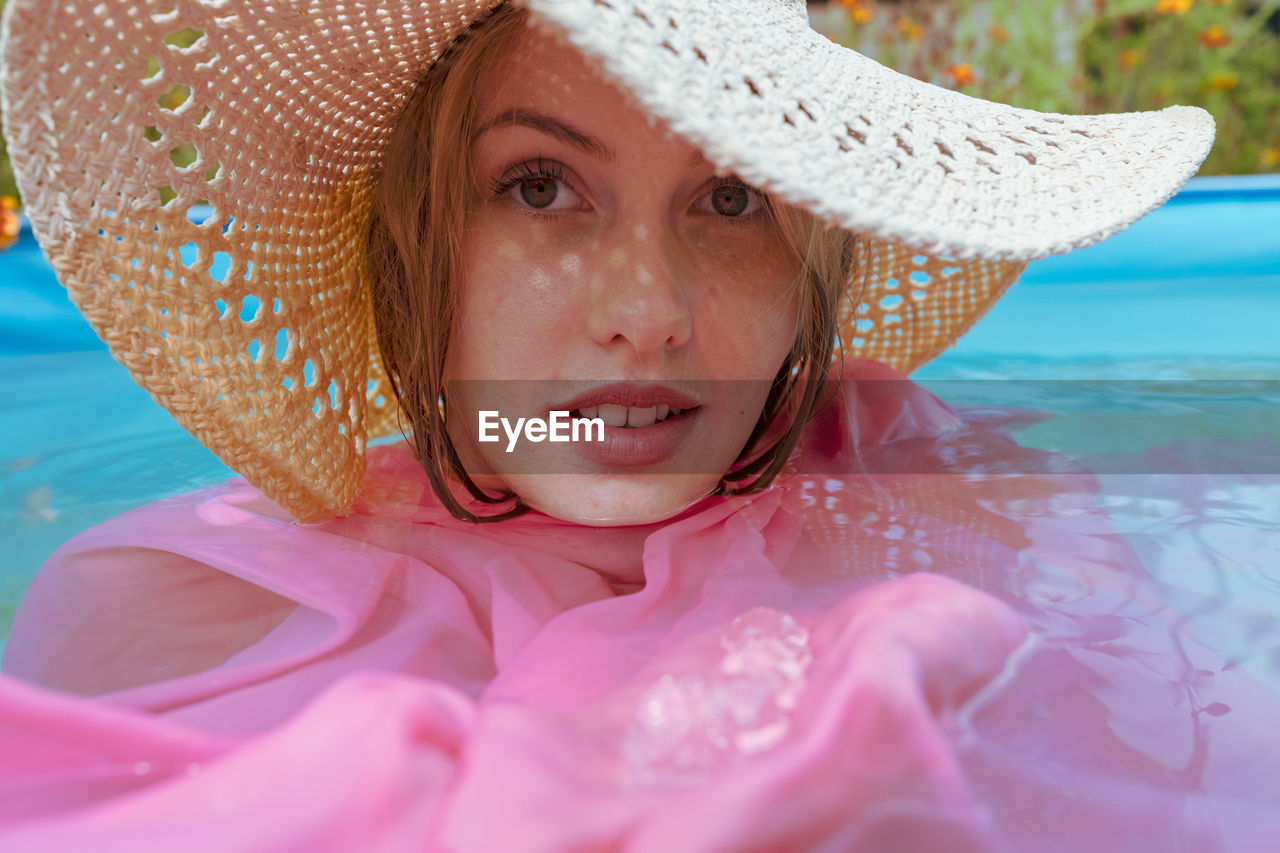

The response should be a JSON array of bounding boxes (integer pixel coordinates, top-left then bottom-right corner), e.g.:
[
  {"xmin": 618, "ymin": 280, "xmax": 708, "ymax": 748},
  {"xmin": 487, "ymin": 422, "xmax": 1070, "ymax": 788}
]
[
  {"xmin": 1081, "ymin": 0, "xmax": 1280, "ymax": 175},
  {"xmin": 829, "ymin": 0, "xmax": 1280, "ymax": 175}
]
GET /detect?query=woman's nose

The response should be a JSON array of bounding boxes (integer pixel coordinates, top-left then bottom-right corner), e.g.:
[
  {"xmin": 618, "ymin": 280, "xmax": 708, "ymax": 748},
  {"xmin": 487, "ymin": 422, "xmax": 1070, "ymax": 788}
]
[{"xmin": 586, "ymin": 224, "xmax": 694, "ymax": 357}]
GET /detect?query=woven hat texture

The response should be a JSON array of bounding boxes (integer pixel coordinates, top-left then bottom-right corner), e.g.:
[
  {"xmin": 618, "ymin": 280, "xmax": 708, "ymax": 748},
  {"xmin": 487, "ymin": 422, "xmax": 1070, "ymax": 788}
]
[{"xmin": 0, "ymin": 0, "xmax": 1214, "ymax": 521}]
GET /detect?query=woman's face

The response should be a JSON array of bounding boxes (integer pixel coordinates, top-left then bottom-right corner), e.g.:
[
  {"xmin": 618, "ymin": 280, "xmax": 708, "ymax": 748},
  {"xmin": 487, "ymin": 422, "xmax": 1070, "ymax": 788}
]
[{"xmin": 447, "ymin": 24, "xmax": 803, "ymax": 525}]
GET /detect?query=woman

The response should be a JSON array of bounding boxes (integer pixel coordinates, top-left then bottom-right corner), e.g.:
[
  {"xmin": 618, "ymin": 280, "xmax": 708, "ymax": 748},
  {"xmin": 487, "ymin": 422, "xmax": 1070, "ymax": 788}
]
[{"xmin": 4, "ymin": 1, "xmax": 1275, "ymax": 850}]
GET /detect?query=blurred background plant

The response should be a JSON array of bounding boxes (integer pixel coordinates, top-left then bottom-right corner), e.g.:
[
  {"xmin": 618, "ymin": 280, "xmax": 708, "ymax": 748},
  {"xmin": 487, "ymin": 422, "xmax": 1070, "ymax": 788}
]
[
  {"xmin": 815, "ymin": 0, "xmax": 1280, "ymax": 176},
  {"xmin": 0, "ymin": 0, "xmax": 1276, "ymax": 250}
]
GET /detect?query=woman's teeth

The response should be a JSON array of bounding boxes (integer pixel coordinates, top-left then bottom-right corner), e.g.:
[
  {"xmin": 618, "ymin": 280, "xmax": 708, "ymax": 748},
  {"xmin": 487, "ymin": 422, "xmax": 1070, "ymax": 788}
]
[{"xmin": 575, "ymin": 404, "xmax": 684, "ymax": 428}]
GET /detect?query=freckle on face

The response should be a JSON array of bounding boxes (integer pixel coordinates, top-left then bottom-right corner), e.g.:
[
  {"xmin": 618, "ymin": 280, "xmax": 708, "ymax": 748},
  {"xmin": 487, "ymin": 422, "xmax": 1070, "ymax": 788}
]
[{"xmin": 495, "ymin": 239, "xmax": 526, "ymax": 261}]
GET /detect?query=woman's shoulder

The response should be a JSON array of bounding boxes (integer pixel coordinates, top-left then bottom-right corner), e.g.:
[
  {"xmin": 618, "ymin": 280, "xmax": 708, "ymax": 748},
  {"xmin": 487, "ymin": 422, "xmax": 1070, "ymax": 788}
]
[{"xmin": 0, "ymin": 442, "xmax": 436, "ymax": 696}]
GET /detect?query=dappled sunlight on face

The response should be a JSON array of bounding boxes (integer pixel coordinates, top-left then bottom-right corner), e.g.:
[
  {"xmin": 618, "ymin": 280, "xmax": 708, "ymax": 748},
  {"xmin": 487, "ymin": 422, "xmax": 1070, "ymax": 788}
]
[{"xmin": 445, "ymin": 21, "xmax": 803, "ymax": 525}]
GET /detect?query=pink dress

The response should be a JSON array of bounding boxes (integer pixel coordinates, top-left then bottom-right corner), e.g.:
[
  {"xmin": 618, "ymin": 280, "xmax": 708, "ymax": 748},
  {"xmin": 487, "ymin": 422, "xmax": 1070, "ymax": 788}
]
[{"xmin": 2, "ymin": 360, "xmax": 1276, "ymax": 852}]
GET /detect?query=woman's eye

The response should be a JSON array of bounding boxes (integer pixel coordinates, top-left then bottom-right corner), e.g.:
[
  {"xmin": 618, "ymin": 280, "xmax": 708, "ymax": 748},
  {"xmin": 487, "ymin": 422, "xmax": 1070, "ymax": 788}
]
[
  {"xmin": 701, "ymin": 180, "xmax": 765, "ymax": 219},
  {"xmin": 515, "ymin": 176, "xmax": 562, "ymax": 210},
  {"xmin": 493, "ymin": 163, "xmax": 581, "ymax": 214}
]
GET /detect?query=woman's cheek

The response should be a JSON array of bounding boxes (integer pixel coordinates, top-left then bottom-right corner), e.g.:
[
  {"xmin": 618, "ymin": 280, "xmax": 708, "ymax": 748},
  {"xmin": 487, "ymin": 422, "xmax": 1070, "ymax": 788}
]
[
  {"xmin": 455, "ymin": 240, "xmax": 586, "ymax": 376},
  {"xmin": 691, "ymin": 247, "xmax": 800, "ymax": 369}
]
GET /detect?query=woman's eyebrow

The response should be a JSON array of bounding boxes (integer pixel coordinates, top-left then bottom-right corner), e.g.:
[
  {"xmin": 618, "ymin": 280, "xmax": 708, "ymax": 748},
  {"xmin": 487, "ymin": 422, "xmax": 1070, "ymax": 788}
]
[{"xmin": 474, "ymin": 108, "xmax": 615, "ymax": 161}]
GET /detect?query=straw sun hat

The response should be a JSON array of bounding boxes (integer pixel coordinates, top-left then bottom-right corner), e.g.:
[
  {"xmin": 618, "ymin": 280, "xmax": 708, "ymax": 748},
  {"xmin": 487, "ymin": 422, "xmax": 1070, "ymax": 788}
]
[{"xmin": 1, "ymin": 0, "xmax": 1213, "ymax": 522}]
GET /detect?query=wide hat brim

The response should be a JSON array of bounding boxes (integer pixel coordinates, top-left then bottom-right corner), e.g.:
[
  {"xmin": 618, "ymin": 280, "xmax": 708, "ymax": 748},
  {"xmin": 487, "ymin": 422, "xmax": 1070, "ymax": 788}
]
[
  {"xmin": 1, "ymin": 0, "xmax": 1213, "ymax": 522},
  {"xmin": 531, "ymin": 0, "xmax": 1213, "ymax": 260}
]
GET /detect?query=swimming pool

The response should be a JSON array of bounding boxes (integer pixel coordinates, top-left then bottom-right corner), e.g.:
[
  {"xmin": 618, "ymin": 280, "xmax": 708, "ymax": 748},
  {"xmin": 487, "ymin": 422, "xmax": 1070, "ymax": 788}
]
[{"xmin": 2, "ymin": 174, "xmax": 1279, "ymax": 659}]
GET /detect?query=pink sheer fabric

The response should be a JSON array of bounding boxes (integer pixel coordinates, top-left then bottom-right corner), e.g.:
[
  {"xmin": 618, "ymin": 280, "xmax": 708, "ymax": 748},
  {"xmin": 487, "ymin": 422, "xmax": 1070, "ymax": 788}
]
[{"xmin": 2, "ymin": 360, "xmax": 1277, "ymax": 851}]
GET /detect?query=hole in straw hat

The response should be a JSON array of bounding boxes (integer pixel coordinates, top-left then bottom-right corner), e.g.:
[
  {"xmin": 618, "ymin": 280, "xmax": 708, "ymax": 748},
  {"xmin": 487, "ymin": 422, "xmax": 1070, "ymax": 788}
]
[
  {"xmin": 275, "ymin": 329, "xmax": 292, "ymax": 361},
  {"xmin": 157, "ymin": 84, "xmax": 191, "ymax": 112},
  {"xmin": 163, "ymin": 27, "xmax": 206, "ymax": 51},
  {"xmin": 238, "ymin": 295, "xmax": 260, "ymax": 323},
  {"xmin": 169, "ymin": 143, "xmax": 198, "ymax": 169}
]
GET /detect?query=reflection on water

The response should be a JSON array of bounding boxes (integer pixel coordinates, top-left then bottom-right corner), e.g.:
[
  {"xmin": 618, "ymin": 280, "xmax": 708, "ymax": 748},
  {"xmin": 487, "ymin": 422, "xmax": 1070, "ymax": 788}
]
[{"xmin": 778, "ymin": 386, "xmax": 1280, "ymax": 849}]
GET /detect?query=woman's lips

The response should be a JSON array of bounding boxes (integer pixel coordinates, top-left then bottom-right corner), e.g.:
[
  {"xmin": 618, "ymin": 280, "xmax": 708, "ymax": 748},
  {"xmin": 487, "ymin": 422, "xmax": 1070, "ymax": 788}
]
[
  {"xmin": 577, "ymin": 402, "xmax": 688, "ymax": 427},
  {"xmin": 546, "ymin": 383, "xmax": 703, "ymax": 468},
  {"xmin": 569, "ymin": 406, "xmax": 699, "ymax": 467},
  {"xmin": 554, "ymin": 383, "xmax": 701, "ymax": 413}
]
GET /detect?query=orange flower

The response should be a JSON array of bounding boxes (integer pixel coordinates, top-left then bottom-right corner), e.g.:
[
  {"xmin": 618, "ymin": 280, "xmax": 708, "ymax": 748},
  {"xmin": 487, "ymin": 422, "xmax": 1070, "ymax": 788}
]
[
  {"xmin": 988, "ymin": 24, "xmax": 1010, "ymax": 43},
  {"xmin": 1204, "ymin": 70, "xmax": 1239, "ymax": 90},
  {"xmin": 0, "ymin": 196, "xmax": 20, "ymax": 251},
  {"xmin": 850, "ymin": 6, "xmax": 873, "ymax": 24},
  {"xmin": 1198, "ymin": 25, "xmax": 1232, "ymax": 48},
  {"xmin": 896, "ymin": 17, "xmax": 923, "ymax": 40},
  {"xmin": 1259, "ymin": 145, "xmax": 1280, "ymax": 169},
  {"xmin": 840, "ymin": 0, "xmax": 873, "ymax": 24},
  {"xmin": 1155, "ymin": 0, "xmax": 1193, "ymax": 14},
  {"xmin": 1118, "ymin": 48, "xmax": 1145, "ymax": 69},
  {"xmin": 945, "ymin": 63, "xmax": 976, "ymax": 87},
  {"xmin": 1209, "ymin": 0, "xmax": 1232, "ymax": 5}
]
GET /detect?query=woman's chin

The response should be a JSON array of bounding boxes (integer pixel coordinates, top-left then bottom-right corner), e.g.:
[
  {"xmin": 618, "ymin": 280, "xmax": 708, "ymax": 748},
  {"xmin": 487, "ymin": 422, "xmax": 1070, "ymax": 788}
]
[{"xmin": 511, "ymin": 473, "xmax": 720, "ymax": 527}]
